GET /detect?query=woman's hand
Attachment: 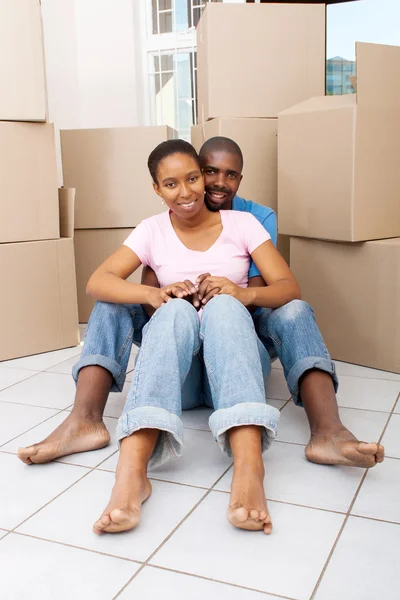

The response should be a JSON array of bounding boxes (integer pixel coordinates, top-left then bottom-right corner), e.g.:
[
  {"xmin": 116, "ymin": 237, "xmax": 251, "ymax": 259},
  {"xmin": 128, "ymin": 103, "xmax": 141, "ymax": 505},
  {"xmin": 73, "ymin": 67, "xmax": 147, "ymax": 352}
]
[
  {"xmin": 146, "ymin": 280, "xmax": 201, "ymax": 309},
  {"xmin": 197, "ymin": 274, "xmax": 249, "ymax": 306}
]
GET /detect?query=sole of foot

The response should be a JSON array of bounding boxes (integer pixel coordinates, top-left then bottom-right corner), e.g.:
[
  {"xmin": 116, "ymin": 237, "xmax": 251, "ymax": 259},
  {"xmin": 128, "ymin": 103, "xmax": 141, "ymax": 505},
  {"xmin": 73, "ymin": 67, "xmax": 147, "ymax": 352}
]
[
  {"xmin": 17, "ymin": 415, "xmax": 111, "ymax": 465},
  {"xmin": 305, "ymin": 428, "xmax": 384, "ymax": 467},
  {"xmin": 93, "ymin": 470, "xmax": 152, "ymax": 535}
]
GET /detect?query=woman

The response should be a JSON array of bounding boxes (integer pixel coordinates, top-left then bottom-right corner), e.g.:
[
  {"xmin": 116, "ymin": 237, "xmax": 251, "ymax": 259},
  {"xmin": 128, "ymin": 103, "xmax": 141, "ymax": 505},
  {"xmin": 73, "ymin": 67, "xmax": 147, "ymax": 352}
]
[{"xmin": 88, "ymin": 139, "xmax": 300, "ymax": 535}]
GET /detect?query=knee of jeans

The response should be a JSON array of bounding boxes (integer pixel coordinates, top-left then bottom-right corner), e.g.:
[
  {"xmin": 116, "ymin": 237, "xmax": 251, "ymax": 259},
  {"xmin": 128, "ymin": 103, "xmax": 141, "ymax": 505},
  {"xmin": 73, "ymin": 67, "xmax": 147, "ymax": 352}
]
[
  {"xmin": 91, "ymin": 301, "xmax": 123, "ymax": 319},
  {"xmin": 203, "ymin": 294, "xmax": 243, "ymax": 318},
  {"xmin": 159, "ymin": 298, "xmax": 198, "ymax": 323},
  {"xmin": 269, "ymin": 300, "xmax": 313, "ymax": 330}
]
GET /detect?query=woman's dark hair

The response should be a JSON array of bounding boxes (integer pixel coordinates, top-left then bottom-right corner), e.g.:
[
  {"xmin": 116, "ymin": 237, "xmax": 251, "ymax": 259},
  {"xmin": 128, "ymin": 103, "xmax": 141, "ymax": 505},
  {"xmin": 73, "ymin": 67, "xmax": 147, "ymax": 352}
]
[{"xmin": 148, "ymin": 139, "xmax": 200, "ymax": 184}]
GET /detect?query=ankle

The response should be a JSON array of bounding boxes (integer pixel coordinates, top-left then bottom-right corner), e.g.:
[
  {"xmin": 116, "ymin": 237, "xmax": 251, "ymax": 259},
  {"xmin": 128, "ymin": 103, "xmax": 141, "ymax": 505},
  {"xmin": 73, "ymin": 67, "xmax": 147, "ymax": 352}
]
[
  {"xmin": 233, "ymin": 456, "xmax": 265, "ymax": 475},
  {"xmin": 310, "ymin": 420, "xmax": 346, "ymax": 437},
  {"xmin": 69, "ymin": 407, "xmax": 104, "ymax": 422}
]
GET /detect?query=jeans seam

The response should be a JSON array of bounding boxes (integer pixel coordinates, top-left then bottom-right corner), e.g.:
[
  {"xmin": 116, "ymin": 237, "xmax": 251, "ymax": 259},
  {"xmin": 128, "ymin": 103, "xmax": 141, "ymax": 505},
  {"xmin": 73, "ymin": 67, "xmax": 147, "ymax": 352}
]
[{"xmin": 117, "ymin": 326, "xmax": 134, "ymax": 363}]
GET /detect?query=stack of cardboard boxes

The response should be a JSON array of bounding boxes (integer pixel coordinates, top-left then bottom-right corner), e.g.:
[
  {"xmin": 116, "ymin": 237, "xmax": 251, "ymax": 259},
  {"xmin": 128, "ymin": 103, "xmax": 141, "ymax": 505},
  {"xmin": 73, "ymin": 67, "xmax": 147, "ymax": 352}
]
[
  {"xmin": 0, "ymin": 0, "xmax": 79, "ymax": 361},
  {"xmin": 60, "ymin": 125, "xmax": 175, "ymax": 322},
  {"xmin": 278, "ymin": 42, "xmax": 400, "ymax": 373},
  {"xmin": 191, "ymin": 2, "xmax": 327, "ymax": 264}
]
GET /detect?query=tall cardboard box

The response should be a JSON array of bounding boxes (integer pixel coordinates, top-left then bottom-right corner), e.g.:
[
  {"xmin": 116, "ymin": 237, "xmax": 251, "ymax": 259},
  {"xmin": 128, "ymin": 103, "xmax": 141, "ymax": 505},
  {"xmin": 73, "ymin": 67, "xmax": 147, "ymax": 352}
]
[
  {"xmin": 61, "ymin": 126, "xmax": 175, "ymax": 229},
  {"xmin": 74, "ymin": 229, "xmax": 143, "ymax": 323},
  {"xmin": 278, "ymin": 42, "xmax": 400, "ymax": 242},
  {"xmin": 191, "ymin": 118, "xmax": 277, "ymax": 211},
  {"xmin": 0, "ymin": 0, "xmax": 47, "ymax": 121},
  {"xmin": 197, "ymin": 3, "xmax": 325, "ymax": 122},
  {"xmin": 0, "ymin": 190, "xmax": 79, "ymax": 362},
  {"xmin": 291, "ymin": 237, "xmax": 400, "ymax": 374},
  {"xmin": 0, "ymin": 122, "xmax": 59, "ymax": 243}
]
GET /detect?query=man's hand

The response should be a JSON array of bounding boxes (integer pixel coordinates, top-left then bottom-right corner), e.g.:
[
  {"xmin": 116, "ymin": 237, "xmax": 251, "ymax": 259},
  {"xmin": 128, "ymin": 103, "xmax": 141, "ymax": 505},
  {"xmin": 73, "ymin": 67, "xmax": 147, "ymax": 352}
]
[{"xmin": 197, "ymin": 274, "xmax": 250, "ymax": 306}]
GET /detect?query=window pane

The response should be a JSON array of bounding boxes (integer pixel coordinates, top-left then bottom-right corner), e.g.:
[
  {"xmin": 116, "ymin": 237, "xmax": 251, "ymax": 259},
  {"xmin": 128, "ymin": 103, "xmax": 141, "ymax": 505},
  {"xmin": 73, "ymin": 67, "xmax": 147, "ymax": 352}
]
[
  {"xmin": 327, "ymin": 0, "xmax": 400, "ymax": 94},
  {"xmin": 161, "ymin": 72, "xmax": 174, "ymax": 89},
  {"xmin": 161, "ymin": 54, "xmax": 174, "ymax": 71},
  {"xmin": 178, "ymin": 99, "xmax": 192, "ymax": 131},
  {"xmin": 175, "ymin": 53, "xmax": 191, "ymax": 98},
  {"xmin": 153, "ymin": 55, "xmax": 160, "ymax": 73},
  {"xmin": 175, "ymin": 0, "xmax": 189, "ymax": 31},
  {"xmin": 159, "ymin": 10, "xmax": 173, "ymax": 34},
  {"xmin": 152, "ymin": 0, "xmax": 158, "ymax": 34},
  {"xmin": 159, "ymin": 0, "xmax": 172, "ymax": 10}
]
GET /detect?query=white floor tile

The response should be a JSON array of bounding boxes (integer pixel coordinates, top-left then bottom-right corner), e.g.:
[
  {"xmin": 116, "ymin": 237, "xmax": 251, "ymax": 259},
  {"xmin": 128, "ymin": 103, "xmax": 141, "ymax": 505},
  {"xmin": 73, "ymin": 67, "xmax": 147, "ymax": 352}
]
[
  {"xmin": 103, "ymin": 383, "xmax": 130, "ymax": 418},
  {"xmin": 126, "ymin": 370, "xmax": 134, "ymax": 382},
  {"xmin": 351, "ymin": 458, "xmax": 400, "ymax": 523},
  {"xmin": 394, "ymin": 399, "xmax": 400, "ymax": 414},
  {"xmin": 151, "ymin": 492, "xmax": 344, "ymax": 600},
  {"xmin": 2, "ymin": 413, "xmax": 119, "ymax": 468},
  {"xmin": 336, "ymin": 375, "xmax": 399, "ymax": 411},
  {"xmin": 314, "ymin": 516, "xmax": 400, "ymax": 600},
  {"xmin": 46, "ymin": 354, "xmax": 81, "ymax": 375},
  {"xmin": 271, "ymin": 358, "xmax": 283, "ymax": 370},
  {"xmin": 0, "ymin": 368, "xmax": 39, "ymax": 391},
  {"xmin": 0, "ymin": 530, "xmax": 8, "ymax": 540},
  {"xmin": 334, "ymin": 360, "xmax": 400, "ymax": 381},
  {"xmin": 119, "ymin": 566, "xmax": 274, "ymax": 600},
  {"xmin": 215, "ymin": 441, "xmax": 363, "ymax": 513},
  {"xmin": 268, "ymin": 399, "xmax": 287, "ymax": 411},
  {"xmin": 0, "ymin": 402, "xmax": 58, "ymax": 446},
  {"xmin": 127, "ymin": 347, "xmax": 139, "ymax": 373},
  {"xmin": 0, "ymin": 453, "xmax": 88, "ymax": 529},
  {"xmin": 18, "ymin": 470, "xmax": 205, "ymax": 561},
  {"xmin": 0, "ymin": 345, "xmax": 82, "ymax": 371},
  {"xmin": 381, "ymin": 414, "xmax": 400, "ymax": 458},
  {"xmin": 101, "ymin": 429, "xmax": 231, "ymax": 488},
  {"xmin": 0, "ymin": 533, "xmax": 139, "ymax": 600},
  {"xmin": 0, "ymin": 372, "xmax": 76, "ymax": 410},
  {"xmin": 265, "ymin": 369, "xmax": 290, "ymax": 400},
  {"xmin": 181, "ymin": 407, "xmax": 212, "ymax": 431},
  {"xmin": 277, "ymin": 403, "xmax": 388, "ymax": 446}
]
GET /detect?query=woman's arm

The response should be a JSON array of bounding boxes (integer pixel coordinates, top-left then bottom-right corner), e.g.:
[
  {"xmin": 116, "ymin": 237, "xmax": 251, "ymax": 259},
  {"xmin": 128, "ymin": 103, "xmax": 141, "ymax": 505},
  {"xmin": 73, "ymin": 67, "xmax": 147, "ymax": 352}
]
[
  {"xmin": 86, "ymin": 246, "xmax": 161, "ymax": 307},
  {"xmin": 197, "ymin": 241, "xmax": 300, "ymax": 309}
]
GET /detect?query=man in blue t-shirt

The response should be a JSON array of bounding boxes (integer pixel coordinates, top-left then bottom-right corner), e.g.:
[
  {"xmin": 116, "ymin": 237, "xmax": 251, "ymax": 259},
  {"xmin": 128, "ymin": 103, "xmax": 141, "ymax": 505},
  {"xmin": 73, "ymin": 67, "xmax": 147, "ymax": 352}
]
[{"xmin": 19, "ymin": 137, "xmax": 383, "ymax": 476}]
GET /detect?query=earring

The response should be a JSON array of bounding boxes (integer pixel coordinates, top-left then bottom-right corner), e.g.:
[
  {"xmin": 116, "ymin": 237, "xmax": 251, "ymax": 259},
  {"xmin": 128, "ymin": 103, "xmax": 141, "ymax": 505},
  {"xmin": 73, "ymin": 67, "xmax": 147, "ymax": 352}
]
[{"xmin": 161, "ymin": 199, "xmax": 166, "ymax": 206}]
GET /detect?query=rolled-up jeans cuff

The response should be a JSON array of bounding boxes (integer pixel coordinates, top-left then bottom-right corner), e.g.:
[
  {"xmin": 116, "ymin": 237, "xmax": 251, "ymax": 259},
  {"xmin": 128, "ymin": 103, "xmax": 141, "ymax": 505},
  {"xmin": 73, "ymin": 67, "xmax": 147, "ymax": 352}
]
[
  {"xmin": 287, "ymin": 357, "xmax": 339, "ymax": 406},
  {"xmin": 72, "ymin": 354, "xmax": 125, "ymax": 393},
  {"xmin": 117, "ymin": 406, "xmax": 184, "ymax": 468},
  {"xmin": 209, "ymin": 402, "xmax": 279, "ymax": 457}
]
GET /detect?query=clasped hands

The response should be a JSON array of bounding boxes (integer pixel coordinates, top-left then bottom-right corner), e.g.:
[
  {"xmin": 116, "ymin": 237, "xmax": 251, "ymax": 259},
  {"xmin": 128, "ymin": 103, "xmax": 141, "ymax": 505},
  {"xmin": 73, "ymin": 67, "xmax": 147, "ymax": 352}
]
[{"xmin": 148, "ymin": 273, "xmax": 249, "ymax": 310}]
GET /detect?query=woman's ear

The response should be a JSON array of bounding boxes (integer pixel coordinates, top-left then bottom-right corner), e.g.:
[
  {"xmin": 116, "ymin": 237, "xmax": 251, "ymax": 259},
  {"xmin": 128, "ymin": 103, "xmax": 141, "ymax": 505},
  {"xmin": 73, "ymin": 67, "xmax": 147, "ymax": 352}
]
[{"xmin": 153, "ymin": 181, "xmax": 163, "ymax": 198}]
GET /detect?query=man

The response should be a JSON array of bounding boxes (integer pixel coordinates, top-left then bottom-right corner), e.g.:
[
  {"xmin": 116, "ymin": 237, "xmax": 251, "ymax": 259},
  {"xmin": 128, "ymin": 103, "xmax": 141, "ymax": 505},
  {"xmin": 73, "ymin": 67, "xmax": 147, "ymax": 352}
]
[{"xmin": 18, "ymin": 137, "xmax": 384, "ymax": 468}]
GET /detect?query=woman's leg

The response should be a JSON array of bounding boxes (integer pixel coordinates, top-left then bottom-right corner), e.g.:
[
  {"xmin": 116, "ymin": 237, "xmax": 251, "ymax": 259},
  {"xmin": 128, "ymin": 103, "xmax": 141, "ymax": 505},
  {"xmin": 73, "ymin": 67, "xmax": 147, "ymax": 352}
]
[
  {"xmin": 94, "ymin": 299, "xmax": 200, "ymax": 534},
  {"xmin": 201, "ymin": 295, "xmax": 279, "ymax": 534}
]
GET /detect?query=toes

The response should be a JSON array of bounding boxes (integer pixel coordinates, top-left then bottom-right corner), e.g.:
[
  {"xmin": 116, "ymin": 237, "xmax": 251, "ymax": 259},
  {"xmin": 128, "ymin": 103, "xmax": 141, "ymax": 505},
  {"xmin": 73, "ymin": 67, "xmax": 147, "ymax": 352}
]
[
  {"xmin": 250, "ymin": 509, "xmax": 259, "ymax": 521},
  {"xmin": 93, "ymin": 514, "xmax": 110, "ymax": 534},
  {"xmin": 259, "ymin": 511, "xmax": 268, "ymax": 522},
  {"xmin": 229, "ymin": 505, "xmax": 249, "ymax": 524},
  {"xmin": 376, "ymin": 444, "xmax": 385, "ymax": 463},
  {"xmin": 18, "ymin": 446, "xmax": 37, "ymax": 464},
  {"xmin": 358, "ymin": 442, "xmax": 380, "ymax": 456},
  {"xmin": 263, "ymin": 521, "xmax": 273, "ymax": 535}
]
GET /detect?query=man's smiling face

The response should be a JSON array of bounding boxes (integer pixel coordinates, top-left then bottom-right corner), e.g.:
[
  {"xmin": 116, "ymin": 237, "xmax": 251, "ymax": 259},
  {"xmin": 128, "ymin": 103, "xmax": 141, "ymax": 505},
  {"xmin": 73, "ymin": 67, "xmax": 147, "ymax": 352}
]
[{"xmin": 201, "ymin": 149, "xmax": 243, "ymax": 212}]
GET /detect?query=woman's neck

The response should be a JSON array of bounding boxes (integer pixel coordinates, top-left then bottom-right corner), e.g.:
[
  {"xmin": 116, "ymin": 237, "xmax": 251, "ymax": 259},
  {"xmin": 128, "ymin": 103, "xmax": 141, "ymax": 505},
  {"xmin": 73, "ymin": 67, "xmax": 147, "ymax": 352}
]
[{"xmin": 170, "ymin": 203, "xmax": 218, "ymax": 231}]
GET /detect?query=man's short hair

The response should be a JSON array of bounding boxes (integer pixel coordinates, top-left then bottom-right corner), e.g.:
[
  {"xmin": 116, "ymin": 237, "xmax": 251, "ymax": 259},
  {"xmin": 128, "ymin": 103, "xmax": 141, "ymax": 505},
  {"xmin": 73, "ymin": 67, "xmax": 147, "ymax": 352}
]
[{"xmin": 199, "ymin": 136, "xmax": 244, "ymax": 171}]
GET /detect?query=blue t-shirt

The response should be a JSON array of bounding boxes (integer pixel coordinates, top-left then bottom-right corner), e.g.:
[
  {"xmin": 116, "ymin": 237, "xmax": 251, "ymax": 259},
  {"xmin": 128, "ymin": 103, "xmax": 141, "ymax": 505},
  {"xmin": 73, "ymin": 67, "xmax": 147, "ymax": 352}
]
[{"xmin": 232, "ymin": 195, "xmax": 277, "ymax": 279}]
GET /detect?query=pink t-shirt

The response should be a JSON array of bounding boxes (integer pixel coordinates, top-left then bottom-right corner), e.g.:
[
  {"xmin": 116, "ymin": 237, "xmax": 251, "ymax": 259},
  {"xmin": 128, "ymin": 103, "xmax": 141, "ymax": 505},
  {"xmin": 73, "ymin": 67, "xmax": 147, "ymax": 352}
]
[{"xmin": 123, "ymin": 210, "xmax": 270, "ymax": 289}]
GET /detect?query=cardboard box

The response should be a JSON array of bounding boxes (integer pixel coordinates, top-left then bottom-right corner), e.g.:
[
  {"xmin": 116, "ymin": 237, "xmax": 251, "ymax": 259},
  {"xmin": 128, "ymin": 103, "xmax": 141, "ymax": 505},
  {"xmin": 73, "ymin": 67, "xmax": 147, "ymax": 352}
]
[
  {"xmin": 0, "ymin": 122, "xmax": 59, "ymax": 243},
  {"xmin": 278, "ymin": 42, "xmax": 400, "ymax": 242},
  {"xmin": 0, "ymin": 189, "xmax": 79, "ymax": 362},
  {"xmin": 197, "ymin": 3, "xmax": 325, "ymax": 122},
  {"xmin": 74, "ymin": 229, "xmax": 143, "ymax": 323},
  {"xmin": 290, "ymin": 236, "xmax": 400, "ymax": 374},
  {"xmin": 0, "ymin": 0, "xmax": 47, "ymax": 121},
  {"xmin": 61, "ymin": 126, "xmax": 175, "ymax": 229},
  {"xmin": 277, "ymin": 234, "xmax": 290, "ymax": 265},
  {"xmin": 191, "ymin": 118, "xmax": 277, "ymax": 212}
]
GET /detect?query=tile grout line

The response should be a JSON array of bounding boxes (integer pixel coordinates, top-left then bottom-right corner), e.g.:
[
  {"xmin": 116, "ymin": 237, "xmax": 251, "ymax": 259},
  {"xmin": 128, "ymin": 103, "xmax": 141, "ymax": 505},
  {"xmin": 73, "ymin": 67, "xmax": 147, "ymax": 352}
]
[
  {"xmin": 111, "ymin": 462, "xmax": 235, "ymax": 600},
  {"xmin": 139, "ymin": 564, "xmax": 298, "ymax": 600},
  {"xmin": 0, "ymin": 407, "xmax": 69, "ymax": 448},
  {"xmin": 308, "ymin": 391, "xmax": 399, "ymax": 600},
  {"xmin": 0, "ymin": 398, "xmax": 72, "ymax": 412}
]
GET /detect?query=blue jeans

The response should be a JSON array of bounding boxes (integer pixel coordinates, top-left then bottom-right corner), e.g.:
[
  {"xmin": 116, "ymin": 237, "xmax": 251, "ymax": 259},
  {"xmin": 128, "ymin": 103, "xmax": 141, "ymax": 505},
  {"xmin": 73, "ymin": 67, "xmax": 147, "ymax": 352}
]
[
  {"xmin": 111, "ymin": 296, "xmax": 278, "ymax": 467},
  {"xmin": 73, "ymin": 299, "xmax": 338, "ymax": 407}
]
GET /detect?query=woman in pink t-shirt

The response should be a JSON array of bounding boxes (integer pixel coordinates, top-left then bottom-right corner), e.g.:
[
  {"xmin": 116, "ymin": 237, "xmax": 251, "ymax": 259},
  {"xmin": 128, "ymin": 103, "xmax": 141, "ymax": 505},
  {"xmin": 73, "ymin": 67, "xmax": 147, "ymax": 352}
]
[{"xmin": 88, "ymin": 140, "xmax": 300, "ymax": 537}]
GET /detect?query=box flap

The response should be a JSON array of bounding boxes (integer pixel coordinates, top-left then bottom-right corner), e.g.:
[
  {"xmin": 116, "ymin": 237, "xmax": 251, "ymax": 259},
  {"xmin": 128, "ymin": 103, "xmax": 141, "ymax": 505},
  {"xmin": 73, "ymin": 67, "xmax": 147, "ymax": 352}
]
[
  {"xmin": 349, "ymin": 75, "xmax": 357, "ymax": 92},
  {"xmin": 278, "ymin": 94, "xmax": 355, "ymax": 116},
  {"xmin": 356, "ymin": 41, "xmax": 400, "ymax": 108},
  {"xmin": 59, "ymin": 188, "xmax": 75, "ymax": 238}
]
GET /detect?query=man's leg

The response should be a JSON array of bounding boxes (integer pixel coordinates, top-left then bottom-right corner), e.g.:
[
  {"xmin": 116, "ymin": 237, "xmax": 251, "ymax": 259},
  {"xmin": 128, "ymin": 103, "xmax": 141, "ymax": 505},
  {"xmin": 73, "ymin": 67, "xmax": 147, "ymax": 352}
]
[
  {"xmin": 260, "ymin": 300, "xmax": 384, "ymax": 467},
  {"xmin": 94, "ymin": 299, "xmax": 200, "ymax": 534},
  {"xmin": 18, "ymin": 301, "xmax": 149, "ymax": 464},
  {"xmin": 202, "ymin": 296, "xmax": 279, "ymax": 534}
]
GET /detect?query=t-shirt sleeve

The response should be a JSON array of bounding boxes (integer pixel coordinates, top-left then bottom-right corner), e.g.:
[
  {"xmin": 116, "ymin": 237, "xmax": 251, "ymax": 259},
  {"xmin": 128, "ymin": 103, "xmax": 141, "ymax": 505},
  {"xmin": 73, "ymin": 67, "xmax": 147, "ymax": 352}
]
[
  {"xmin": 123, "ymin": 221, "xmax": 152, "ymax": 266},
  {"xmin": 241, "ymin": 212, "xmax": 271, "ymax": 255}
]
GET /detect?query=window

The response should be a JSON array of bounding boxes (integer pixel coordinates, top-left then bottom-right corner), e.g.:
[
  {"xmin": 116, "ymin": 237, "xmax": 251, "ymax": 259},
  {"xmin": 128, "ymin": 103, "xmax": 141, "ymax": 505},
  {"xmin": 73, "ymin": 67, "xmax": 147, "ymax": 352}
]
[
  {"xmin": 152, "ymin": 0, "xmax": 219, "ymax": 34},
  {"xmin": 327, "ymin": 0, "xmax": 400, "ymax": 94}
]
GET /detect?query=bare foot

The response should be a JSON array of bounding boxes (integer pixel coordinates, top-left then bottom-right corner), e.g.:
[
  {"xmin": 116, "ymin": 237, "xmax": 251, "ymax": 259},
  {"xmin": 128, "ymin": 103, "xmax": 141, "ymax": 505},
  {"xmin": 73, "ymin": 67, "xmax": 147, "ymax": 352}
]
[
  {"xmin": 305, "ymin": 426, "xmax": 384, "ymax": 467},
  {"xmin": 227, "ymin": 461, "xmax": 272, "ymax": 534},
  {"xmin": 93, "ymin": 467, "xmax": 152, "ymax": 534},
  {"xmin": 17, "ymin": 413, "xmax": 110, "ymax": 465}
]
